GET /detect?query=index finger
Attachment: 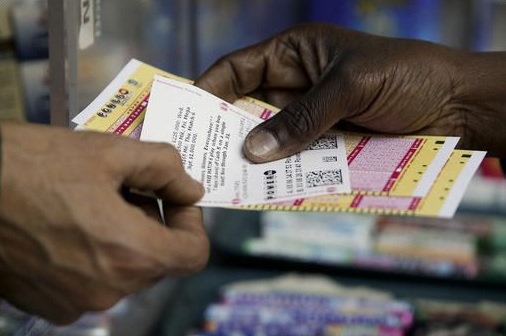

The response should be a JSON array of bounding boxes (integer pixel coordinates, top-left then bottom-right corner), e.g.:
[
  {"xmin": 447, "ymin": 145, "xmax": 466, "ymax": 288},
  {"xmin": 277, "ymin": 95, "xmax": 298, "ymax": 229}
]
[{"xmin": 194, "ymin": 25, "xmax": 328, "ymax": 103}]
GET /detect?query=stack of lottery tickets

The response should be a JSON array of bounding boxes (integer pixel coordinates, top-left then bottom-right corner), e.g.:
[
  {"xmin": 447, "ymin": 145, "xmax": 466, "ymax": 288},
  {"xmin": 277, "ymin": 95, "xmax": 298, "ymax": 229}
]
[{"xmin": 73, "ymin": 59, "xmax": 486, "ymax": 218}]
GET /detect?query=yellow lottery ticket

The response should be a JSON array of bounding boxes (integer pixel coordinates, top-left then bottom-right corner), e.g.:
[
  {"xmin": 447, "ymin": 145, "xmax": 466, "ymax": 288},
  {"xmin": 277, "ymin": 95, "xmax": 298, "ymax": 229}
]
[
  {"xmin": 235, "ymin": 95, "xmax": 459, "ymax": 198},
  {"xmin": 237, "ymin": 150, "xmax": 486, "ymax": 218},
  {"xmin": 73, "ymin": 59, "xmax": 190, "ymax": 137}
]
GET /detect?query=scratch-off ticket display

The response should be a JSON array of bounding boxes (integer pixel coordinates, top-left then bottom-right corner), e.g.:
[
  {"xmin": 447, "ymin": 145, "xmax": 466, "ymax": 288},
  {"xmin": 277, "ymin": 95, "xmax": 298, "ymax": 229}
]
[{"xmin": 238, "ymin": 150, "xmax": 486, "ymax": 218}]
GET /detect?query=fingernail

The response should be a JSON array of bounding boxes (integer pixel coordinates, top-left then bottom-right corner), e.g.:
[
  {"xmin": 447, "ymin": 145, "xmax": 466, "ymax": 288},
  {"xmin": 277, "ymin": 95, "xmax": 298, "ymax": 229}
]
[{"xmin": 246, "ymin": 130, "xmax": 279, "ymax": 158}]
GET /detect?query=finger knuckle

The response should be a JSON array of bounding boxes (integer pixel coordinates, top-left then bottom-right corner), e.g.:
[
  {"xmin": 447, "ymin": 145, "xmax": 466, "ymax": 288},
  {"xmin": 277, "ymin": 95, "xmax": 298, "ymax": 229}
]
[
  {"xmin": 213, "ymin": 53, "xmax": 236, "ymax": 69},
  {"xmin": 283, "ymin": 101, "xmax": 321, "ymax": 140},
  {"xmin": 151, "ymin": 142, "xmax": 180, "ymax": 157}
]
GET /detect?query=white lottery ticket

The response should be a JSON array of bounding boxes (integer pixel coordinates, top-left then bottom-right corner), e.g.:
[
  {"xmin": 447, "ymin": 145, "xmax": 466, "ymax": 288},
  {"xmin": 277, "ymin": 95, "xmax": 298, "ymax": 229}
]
[{"xmin": 140, "ymin": 75, "xmax": 351, "ymax": 206}]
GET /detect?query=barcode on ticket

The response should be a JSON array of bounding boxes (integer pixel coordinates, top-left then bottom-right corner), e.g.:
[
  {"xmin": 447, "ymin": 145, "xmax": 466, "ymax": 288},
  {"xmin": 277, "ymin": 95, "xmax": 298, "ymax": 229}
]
[
  {"xmin": 308, "ymin": 136, "xmax": 338, "ymax": 150},
  {"xmin": 306, "ymin": 169, "xmax": 343, "ymax": 188},
  {"xmin": 322, "ymin": 156, "xmax": 338, "ymax": 162}
]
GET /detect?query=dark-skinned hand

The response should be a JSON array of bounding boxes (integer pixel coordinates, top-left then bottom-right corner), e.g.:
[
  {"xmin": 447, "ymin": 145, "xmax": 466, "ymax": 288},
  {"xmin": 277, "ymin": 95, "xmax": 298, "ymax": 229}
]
[{"xmin": 196, "ymin": 23, "xmax": 506, "ymax": 162}]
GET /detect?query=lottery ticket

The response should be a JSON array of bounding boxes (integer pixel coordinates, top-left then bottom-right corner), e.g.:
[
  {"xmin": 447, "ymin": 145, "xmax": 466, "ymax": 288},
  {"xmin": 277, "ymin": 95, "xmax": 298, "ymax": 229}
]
[
  {"xmin": 239, "ymin": 150, "xmax": 486, "ymax": 218},
  {"xmin": 72, "ymin": 59, "xmax": 190, "ymax": 137},
  {"xmin": 235, "ymin": 97, "xmax": 459, "ymax": 197},
  {"xmin": 140, "ymin": 75, "xmax": 351, "ymax": 206}
]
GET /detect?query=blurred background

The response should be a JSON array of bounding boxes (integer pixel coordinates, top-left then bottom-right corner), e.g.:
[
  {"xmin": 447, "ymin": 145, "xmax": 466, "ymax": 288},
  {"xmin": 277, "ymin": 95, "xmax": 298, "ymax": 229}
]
[{"xmin": 0, "ymin": 0, "xmax": 506, "ymax": 335}]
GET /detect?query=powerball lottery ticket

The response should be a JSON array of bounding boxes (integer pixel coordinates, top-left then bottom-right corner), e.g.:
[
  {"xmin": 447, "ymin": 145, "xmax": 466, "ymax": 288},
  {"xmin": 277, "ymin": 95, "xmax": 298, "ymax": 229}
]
[
  {"xmin": 72, "ymin": 59, "xmax": 191, "ymax": 138},
  {"xmin": 140, "ymin": 75, "xmax": 351, "ymax": 206},
  {"xmin": 235, "ymin": 97, "xmax": 459, "ymax": 197},
  {"xmin": 239, "ymin": 150, "xmax": 486, "ymax": 218}
]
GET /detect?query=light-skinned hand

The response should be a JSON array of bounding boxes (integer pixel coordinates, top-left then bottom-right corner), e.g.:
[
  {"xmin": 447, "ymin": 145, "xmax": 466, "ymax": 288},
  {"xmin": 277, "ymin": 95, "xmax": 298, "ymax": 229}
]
[{"xmin": 0, "ymin": 122, "xmax": 208, "ymax": 324}]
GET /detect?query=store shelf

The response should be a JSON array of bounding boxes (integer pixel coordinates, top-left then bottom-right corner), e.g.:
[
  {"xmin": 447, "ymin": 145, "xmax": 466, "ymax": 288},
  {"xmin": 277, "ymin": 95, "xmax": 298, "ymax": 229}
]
[
  {"xmin": 153, "ymin": 265, "xmax": 506, "ymax": 336},
  {"xmin": 207, "ymin": 209, "xmax": 506, "ymax": 288}
]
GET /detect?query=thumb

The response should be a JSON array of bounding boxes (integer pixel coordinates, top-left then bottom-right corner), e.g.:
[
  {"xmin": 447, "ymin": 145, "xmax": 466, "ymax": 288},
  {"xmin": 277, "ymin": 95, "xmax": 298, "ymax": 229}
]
[{"xmin": 243, "ymin": 76, "xmax": 348, "ymax": 163}]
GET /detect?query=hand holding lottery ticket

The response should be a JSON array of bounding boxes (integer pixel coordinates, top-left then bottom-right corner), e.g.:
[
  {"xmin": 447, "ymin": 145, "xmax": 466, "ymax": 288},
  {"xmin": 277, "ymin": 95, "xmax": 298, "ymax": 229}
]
[
  {"xmin": 195, "ymin": 22, "xmax": 506, "ymax": 162},
  {"xmin": 0, "ymin": 123, "xmax": 208, "ymax": 324},
  {"xmin": 72, "ymin": 59, "xmax": 487, "ymax": 218}
]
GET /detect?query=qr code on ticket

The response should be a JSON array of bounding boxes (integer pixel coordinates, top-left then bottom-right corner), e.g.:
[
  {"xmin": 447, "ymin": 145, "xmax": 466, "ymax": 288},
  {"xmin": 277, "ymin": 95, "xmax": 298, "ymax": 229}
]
[
  {"xmin": 306, "ymin": 169, "xmax": 343, "ymax": 188},
  {"xmin": 307, "ymin": 136, "xmax": 338, "ymax": 150}
]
